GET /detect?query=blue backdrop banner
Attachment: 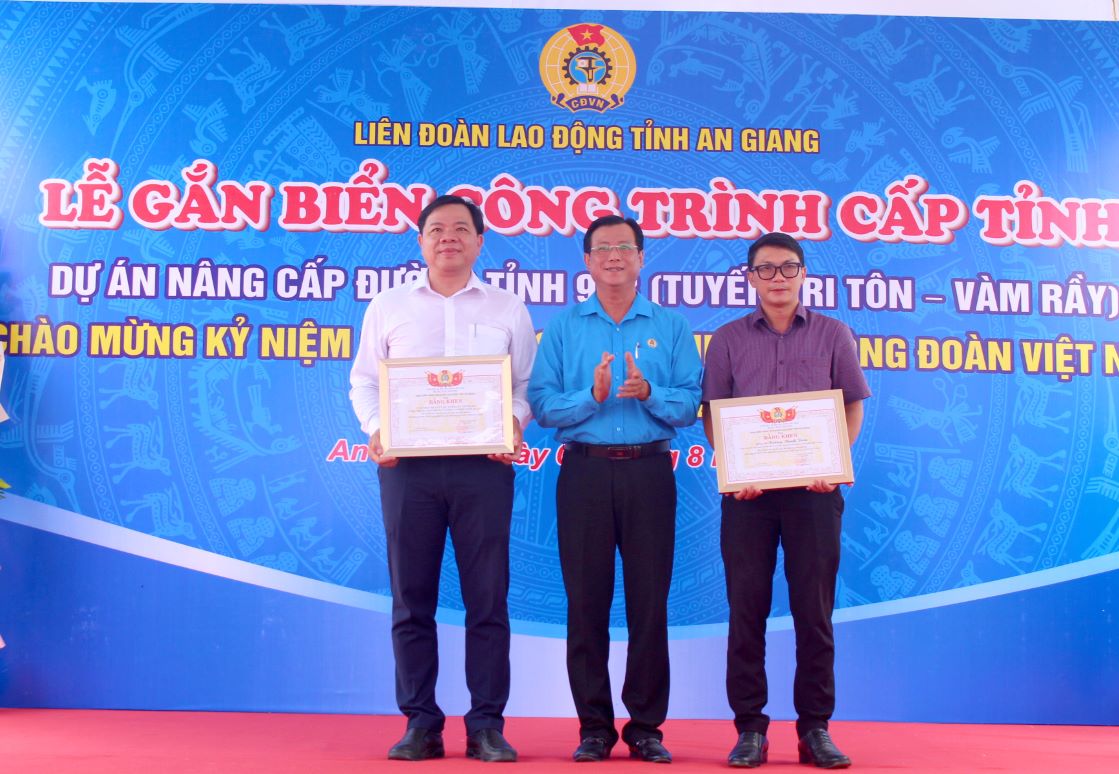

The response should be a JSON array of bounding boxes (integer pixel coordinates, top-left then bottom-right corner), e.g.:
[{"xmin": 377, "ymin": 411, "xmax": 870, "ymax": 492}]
[{"xmin": 1, "ymin": 2, "xmax": 1117, "ymax": 722}]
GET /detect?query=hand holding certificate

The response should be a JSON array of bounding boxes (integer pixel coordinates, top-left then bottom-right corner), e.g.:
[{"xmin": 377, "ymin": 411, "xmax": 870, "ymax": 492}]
[
  {"xmin": 379, "ymin": 355, "xmax": 516, "ymax": 457},
  {"xmin": 709, "ymin": 389, "xmax": 853, "ymax": 493}
]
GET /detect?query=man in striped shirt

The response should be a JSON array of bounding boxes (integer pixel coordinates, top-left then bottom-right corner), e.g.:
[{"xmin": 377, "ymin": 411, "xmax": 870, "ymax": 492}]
[{"xmin": 701, "ymin": 232, "xmax": 870, "ymax": 770}]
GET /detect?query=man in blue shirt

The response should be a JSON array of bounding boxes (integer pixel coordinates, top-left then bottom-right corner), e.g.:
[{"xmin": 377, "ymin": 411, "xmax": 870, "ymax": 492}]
[{"xmin": 529, "ymin": 215, "xmax": 701, "ymax": 764}]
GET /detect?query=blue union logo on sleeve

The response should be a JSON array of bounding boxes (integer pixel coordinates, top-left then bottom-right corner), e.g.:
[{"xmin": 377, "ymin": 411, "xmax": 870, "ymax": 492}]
[{"xmin": 539, "ymin": 23, "xmax": 636, "ymax": 113}]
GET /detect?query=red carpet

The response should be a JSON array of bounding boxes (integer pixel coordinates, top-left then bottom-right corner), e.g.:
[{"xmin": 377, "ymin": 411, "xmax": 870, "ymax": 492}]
[{"xmin": 0, "ymin": 710, "xmax": 1115, "ymax": 772}]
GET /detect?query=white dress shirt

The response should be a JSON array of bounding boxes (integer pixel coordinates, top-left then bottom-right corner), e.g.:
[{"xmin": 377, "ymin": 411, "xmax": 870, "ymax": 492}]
[{"xmin": 349, "ymin": 268, "xmax": 537, "ymax": 435}]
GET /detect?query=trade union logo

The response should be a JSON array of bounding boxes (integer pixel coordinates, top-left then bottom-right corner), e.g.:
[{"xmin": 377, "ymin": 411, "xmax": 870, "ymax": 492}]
[
  {"xmin": 539, "ymin": 23, "xmax": 636, "ymax": 113},
  {"xmin": 759, "ymin": 406, "xmax": 797, "ymax": 423},
  {"xmin": 427, "ymin": 369, "xmax": 465, "ymax": 387}
]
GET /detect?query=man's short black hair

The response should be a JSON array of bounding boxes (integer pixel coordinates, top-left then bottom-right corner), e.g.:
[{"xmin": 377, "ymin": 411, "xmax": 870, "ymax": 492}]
[
  {"xmin": 747, "ymin": 232, "xmax": 804, "ymax": 267},
  {"xmin": 418, "ymin": 194, "xmax": 485, "ymax": 234},
  {"xmin": 583, "ymin": 214, "xmax": 644, "ymax": 253}
]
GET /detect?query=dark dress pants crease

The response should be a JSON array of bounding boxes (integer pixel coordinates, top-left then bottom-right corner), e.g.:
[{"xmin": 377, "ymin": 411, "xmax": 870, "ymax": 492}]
[
  {"xmin": 379, "ymin": 455, "xmax": 514, "ymax": 735},
  {"xmin": 556, "ymin": 451, "xmax": 676, "ymax": 746},
  {"xmin": 721, "ymin": 487, "xmax": 843, "ymax": 738}
]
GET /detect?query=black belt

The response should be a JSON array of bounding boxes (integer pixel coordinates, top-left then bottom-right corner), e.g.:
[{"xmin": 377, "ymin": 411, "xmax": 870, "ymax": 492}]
[{"xmin": 564, "ymin": 440, "xmax": 670, "ymax": 460}]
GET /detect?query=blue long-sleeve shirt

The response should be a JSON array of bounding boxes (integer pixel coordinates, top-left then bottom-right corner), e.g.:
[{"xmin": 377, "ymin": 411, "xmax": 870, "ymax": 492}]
[{"xmin": 528, "ymin": 293, "xmax": 702, "ymax": 444}]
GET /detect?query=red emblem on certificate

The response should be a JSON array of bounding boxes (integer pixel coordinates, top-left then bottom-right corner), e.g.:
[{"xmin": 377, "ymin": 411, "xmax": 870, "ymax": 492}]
[
  {"xmin": 426, "ymin": 369, "xmax": 465, "ymax": 387},
  {"xmin": 759, "ymin": 406, "xmax": 797, "ymax": 423}
]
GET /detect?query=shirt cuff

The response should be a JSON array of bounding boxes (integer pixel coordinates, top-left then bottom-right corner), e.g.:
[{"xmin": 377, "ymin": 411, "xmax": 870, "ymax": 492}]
[
  {"xmin": 584, "ymin": 385, "xmax": 604, "ymax": 412},
  {"xmin": 642, "ymin": 379, "xmax": 665, "ymax": 413}
]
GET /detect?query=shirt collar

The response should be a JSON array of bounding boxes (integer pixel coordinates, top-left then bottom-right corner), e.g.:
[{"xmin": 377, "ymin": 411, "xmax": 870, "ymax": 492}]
[
  {"xmin": 748, "ymin": 303, "xmax": 808, "ymax": 331},
  {"xmin": 580, "ymin": 292, "xmax": 653, "ymax": 323},
  {"xmin": 409, "ymin": 268, "xmax": 486, "ymax": 297}
]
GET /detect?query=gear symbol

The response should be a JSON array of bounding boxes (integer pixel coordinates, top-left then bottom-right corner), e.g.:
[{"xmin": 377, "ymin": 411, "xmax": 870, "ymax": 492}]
[{"xmin": 562, "ymin": 46, "xmax": 613, "ymax": 87}]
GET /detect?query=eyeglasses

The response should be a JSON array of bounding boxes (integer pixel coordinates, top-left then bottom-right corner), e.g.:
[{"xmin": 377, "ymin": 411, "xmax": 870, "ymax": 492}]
[
  {"xmin": 750, "ymin": 262, "xmax": 803, "ymax": 280},
  {"xmin": 588, "ymin": 244, "xmax": 639, "ymax": 256}
]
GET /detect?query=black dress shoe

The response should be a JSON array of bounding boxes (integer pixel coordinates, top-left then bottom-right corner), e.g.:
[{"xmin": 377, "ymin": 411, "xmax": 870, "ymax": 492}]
[
  {"xmin": 573, "ymin": 737, "xmax": 613, "ymax": 762},
  {"xmin": 628, "ymin": 737, "xmax": 672, "ymax": 763},
  {"xmin": 466, "ymin": 728, "xmax": 518, "ymax": 762},
  {"xmin": 728, "ymin": 731, "xmax": 768, "ymax": 767},
  {"xmin": 797, "ymin": 729, "xmax": 851, "ymax": 769},
  {"xmin": 388, "ymin": 728, "xmax": 445, "ymax": 761}
]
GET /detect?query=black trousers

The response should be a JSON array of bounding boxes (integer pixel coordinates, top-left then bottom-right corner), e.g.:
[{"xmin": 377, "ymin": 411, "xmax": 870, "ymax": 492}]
[
  {"xmin": 721, "ymin": 487, "xmax": 843, "ymax": 738},
  {"xmin": 379, "ymin": 455, "xmax": 514, "ymax": 735},
  {"xmin": 556, "ymin": 451, "xmax": 676, "ymax": 745}
]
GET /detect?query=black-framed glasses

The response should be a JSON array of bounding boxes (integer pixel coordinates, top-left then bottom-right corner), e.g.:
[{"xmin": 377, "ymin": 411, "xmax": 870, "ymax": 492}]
[{"xmin": 750, "ymin": 262, "xmax": 803, "ymax": 280}]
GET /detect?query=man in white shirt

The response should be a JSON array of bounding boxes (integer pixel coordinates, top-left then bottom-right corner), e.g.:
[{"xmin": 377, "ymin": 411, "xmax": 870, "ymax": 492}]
[{"xmin": 350, "ymin": 195, "xmax": 537, "ymax": 763}]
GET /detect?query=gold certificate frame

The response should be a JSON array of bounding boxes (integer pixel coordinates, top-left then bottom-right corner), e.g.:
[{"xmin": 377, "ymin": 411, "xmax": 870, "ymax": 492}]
[
  {"xmin": 710, "ymin": 389, "xmax": 853, "ymax": 493},
  {"xmin": 379, "ymin": 355, "xmax": 514, "ymax": 457}
]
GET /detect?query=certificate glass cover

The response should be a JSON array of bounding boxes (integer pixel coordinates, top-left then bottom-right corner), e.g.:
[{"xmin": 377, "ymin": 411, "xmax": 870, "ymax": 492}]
[
  {"xmin": 379, "ymin": 355, "xmax": 514, "ymax": 457},
  {"xmin": 711, "ymin": 389, "xmax": 853, "ymax": 493}
]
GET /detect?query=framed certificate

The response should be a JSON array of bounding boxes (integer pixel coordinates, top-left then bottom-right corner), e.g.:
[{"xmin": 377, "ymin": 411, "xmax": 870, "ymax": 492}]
[
  {"xmin": 710, "ymin": 389, "xmax": 853, "ymax": 493},
  {"xmin": 379, "ymin": 355, "xmax": 515, "ymax": 457}
]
